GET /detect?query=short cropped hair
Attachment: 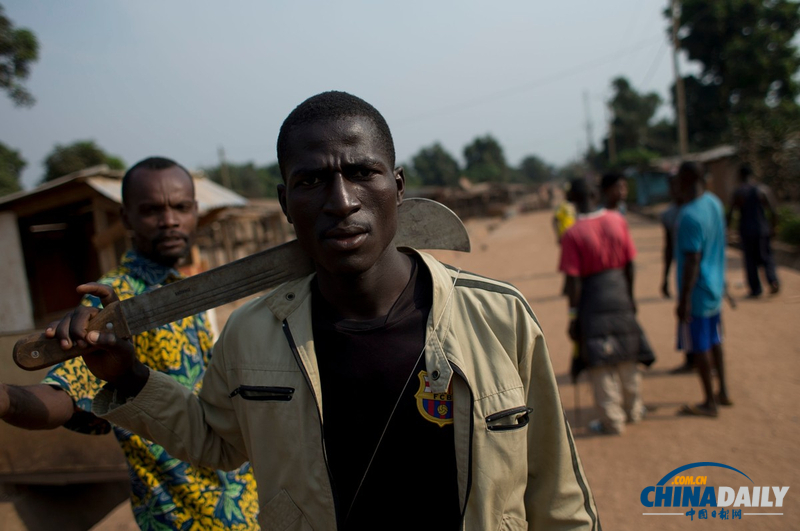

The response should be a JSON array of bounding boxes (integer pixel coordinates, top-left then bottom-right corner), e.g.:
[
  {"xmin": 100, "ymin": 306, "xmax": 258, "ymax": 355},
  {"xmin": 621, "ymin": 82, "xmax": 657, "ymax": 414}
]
[
  {"xmin": 276, "ymin": 91, "xmax": 395, "ymax": 179},
  {"xmin": 678, "ymin": 161, "xmax": 705, "ymax": 185},
  {"xmin": 600, "ymin": 172, "xmax": 625, "ymax": 191},
  {"xmin": 122, "ymin": 157, "xmax": 194, "ymax": 205},
  {"xmin": 567, "ymin": 177, "xmax": 594, "ymax": 204},
  {"xmin": 739, "ymin": 163, "xmax": 753, "ymax": 180}
]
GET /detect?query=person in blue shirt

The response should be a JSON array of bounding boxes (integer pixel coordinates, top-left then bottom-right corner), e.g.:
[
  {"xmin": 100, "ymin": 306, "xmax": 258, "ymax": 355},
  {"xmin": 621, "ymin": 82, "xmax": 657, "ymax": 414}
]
[{"xmin": 674, "ymin": 162, "xmax": 732, "ymax": 417}]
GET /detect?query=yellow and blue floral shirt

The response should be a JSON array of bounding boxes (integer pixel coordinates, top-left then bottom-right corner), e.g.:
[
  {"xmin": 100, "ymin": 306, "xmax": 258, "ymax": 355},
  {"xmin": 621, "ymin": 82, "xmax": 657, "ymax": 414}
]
[{"xmin": 43, "ymin": 250, "xmax": 259, "ymax": 531}]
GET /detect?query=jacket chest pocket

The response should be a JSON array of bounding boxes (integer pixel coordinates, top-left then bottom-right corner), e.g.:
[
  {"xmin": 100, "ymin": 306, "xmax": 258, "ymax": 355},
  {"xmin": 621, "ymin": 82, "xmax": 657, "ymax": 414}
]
[
  {"xmin": 477, "ymin": 385, "xmax": 529, "ymax": 433},
  {"xmin": 230, "ymin": 385, "xmax": 295, "ymax": 402},
  {"xmin": 486, "ymin": 405, "xmax": 532, "ymax": 431}
]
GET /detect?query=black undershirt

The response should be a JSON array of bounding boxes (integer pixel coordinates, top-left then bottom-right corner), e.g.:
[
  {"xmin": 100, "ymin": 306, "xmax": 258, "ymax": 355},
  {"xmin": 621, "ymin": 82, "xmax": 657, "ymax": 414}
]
[{"xmin": 312, "ymin": 255, "xmax": 460, "ymax": 530}]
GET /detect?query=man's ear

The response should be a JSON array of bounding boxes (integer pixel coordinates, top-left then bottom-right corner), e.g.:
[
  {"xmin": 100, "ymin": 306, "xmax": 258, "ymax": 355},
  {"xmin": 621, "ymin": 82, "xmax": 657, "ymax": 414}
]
[
  {"xmin": 277, "ymin": 183, "xmax": 292, "ymax": 224},
  {"xmin": 394, "ymin": 166, "xmax": 406, "ymax": 206}
]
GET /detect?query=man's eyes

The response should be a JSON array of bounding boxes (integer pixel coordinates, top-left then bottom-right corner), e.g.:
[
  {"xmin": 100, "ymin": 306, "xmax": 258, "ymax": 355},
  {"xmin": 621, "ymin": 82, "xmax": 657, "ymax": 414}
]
[
  {"xmin": 138, "ymin": 203, "xmax": 193, "ymax": 214},
  {"xmin": 350, "ymin": 168, "xmax": 377, "ymax": 179},
  {"xmin": 293, "ymin": 167, "xmax": 379, "ymax": 187},
  {"xmin": 296, "ymin": 175, "xmax": 323, "ymax": 187}
]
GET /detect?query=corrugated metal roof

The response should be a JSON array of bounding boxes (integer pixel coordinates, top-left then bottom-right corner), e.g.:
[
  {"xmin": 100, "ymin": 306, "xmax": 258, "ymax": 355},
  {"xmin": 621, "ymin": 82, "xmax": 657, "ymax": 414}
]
[
  {"xmin": 0, "ymin": 165, "xmax": 248, "ymax": 214},
  {"xmin": 86, "ymin": 175, "xmax": 247, "ymax": 213}
]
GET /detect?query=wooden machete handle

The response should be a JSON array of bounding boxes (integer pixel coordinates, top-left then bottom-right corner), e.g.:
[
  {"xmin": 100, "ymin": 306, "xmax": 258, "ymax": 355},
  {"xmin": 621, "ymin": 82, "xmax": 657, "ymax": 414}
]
[{"xmin": 13, "ymin": 301, "xmax": 131, "ymax": 371}]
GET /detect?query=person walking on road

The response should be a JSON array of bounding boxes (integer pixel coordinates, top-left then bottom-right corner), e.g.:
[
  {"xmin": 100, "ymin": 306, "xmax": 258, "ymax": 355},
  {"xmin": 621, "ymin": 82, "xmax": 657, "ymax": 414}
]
[
  {"xmin": 674, "ymin": 162, "xmax": 733, "ymax": 418},
  {"xmin": 727, "ymin": 163, "xmax": 780, "ymax": 297},
  {"xmin": 559, "ymin": 178, "xmax": 651, "ymax": 435}
]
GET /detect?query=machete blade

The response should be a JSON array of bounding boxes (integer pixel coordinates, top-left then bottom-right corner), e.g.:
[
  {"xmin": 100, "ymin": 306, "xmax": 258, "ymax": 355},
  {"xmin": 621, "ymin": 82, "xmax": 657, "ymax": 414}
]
[{"xmin": 14, "ymin": 198, "xmax": 469, "ymax": 370}]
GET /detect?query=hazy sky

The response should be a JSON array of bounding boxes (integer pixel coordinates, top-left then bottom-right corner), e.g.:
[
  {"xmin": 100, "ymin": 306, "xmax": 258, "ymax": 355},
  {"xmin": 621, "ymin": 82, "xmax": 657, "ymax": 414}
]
[{"xmin": 2, "ymin": 0, "xmax": 690, "ymax": 189}]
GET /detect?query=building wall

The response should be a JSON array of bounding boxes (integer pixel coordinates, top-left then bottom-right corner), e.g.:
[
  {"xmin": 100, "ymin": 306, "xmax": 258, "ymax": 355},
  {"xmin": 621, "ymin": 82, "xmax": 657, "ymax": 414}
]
[
  {"xmin": 706, "ymin": 157, "xmax": 739, "ymax": 208},
  {"xmin": 0, "ymin": 212, "xmax": 34, "ymax": 332}
]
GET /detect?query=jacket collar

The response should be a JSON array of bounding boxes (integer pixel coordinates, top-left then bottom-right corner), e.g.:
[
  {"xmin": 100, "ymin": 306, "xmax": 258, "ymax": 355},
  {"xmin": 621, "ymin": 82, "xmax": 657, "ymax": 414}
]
[{"xmin": 262, "ymin": 249, "xmax": 459, "ymax": 394}]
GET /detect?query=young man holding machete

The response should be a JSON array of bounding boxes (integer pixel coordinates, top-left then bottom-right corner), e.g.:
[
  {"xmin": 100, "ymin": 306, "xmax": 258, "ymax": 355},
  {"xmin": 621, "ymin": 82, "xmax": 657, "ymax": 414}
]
[
  {"xmin": 43, "ymin": 92, "xmax": 600, "ymax": 530},
  {"xmin": 0, "ymin": 157, "xmax": 260, "ymax": 529}
]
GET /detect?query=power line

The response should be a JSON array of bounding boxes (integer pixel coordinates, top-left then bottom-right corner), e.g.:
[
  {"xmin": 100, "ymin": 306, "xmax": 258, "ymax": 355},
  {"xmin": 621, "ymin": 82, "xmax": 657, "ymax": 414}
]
[
  {"xmin": 639, "ymin": 39, "xmax": 669, "ymax": 89},
  {"xmin": 394, "ymin": 36, "xmax": 663, "ymax": 127}
]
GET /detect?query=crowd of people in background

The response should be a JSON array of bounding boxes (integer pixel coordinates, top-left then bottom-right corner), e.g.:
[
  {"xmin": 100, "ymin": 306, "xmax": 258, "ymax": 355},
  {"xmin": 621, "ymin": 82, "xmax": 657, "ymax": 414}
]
[{"xmin": 555, "ymin": 160, "xmax": 781, "ymax": 433}]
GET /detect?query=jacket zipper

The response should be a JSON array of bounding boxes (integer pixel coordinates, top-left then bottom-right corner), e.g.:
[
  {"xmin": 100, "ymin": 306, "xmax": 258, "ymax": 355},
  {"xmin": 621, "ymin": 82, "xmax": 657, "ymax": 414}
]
[
  {"xmin": 450, "ymin": 361, "xmax": 474, "ymax": 529},
  {"xmin": 282, "ymin": 320, "xmax": 341, "ymax": 528}
]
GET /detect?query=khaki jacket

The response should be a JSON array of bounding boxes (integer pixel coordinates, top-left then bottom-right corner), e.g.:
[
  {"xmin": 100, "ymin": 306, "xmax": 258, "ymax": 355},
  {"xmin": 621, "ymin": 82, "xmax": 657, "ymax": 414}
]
[{"xmin": 96, "ymin": 251, "xmax": 600, "ymax": 530}]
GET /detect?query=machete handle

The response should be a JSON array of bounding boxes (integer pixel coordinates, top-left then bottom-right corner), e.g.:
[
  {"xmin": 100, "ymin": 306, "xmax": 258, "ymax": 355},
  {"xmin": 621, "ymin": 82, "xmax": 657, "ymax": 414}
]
[{"xmin": 13, "ymin": 301, "xmax": 131, "ymax": 371}]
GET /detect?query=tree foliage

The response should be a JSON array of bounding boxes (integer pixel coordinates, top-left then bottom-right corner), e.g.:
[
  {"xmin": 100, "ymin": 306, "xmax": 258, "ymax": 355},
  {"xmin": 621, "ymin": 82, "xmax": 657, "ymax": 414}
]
[
  {"xmin": 677, "ymin": 0, "xmax": 800, "ymax": 119},
  {"xmin": 680, "ymin": 74, "xmax": 730, "ymax": 150},
  {"xmin": 518, "ymin": 155, "xmax": 555, "ymax": 184},
  {"xmin": 610, "ymin": 77, "xmax": 663, "ymax": 152},
  {"xmin": 0, "ymin": 4, "xmax": 39, "ymax": 107},
  {"xmin": 203, "ymin": 161, "xmax": 282, "ymax": 198},
  {"xmin": 410, "ymin": 143, "xmax": 460, "ymax": 187},
  {"xmin": 673, "ymin": 0, "xmax": 800, "ymax": 197},
  {"xmin": 42, "ymin": 140, "xmax": 125, "ymax": 182},
  {"xmin": 463, "ymin": 134, "xmax": 509, "ymax": 182},
  {"xmin": 591, "ymin": 77, "xmax": 676, "ymax": 171},
  {"xmin": 0, "ymin": 141, "xmax": 24, "ymax": 196}
]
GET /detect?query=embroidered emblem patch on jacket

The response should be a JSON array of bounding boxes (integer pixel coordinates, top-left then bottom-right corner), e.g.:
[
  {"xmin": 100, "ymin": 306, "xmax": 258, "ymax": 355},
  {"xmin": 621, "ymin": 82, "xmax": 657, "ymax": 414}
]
[{"xmin": 415, "ymin": 370, "xmax": 454, "ymax": 427}]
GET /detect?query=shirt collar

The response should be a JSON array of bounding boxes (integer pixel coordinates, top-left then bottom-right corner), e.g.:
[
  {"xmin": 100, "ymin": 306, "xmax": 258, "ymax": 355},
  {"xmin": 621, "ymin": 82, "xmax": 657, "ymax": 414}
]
[
  {"xmin": 120, "ymin": 249, "xmax": 185, "ymax": 286},
  {"xmin": 577, "ymin": 207, "xmax": 607, "ymax": 220}
]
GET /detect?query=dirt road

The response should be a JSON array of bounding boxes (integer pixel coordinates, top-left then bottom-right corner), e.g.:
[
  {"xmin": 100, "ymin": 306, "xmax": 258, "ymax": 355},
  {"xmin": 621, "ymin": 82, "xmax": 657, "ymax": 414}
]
[{"xmin": 429, "ymin": 209, "xmax": 799, "ymax": 531}]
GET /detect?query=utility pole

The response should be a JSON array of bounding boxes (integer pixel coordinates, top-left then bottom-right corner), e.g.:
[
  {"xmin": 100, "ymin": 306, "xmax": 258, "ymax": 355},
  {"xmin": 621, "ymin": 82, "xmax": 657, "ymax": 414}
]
[
  {"xmin": 583, "ymin": 90, "xmax": 595, "ymax": 154},
  {"xmin": 607, "ymin": 102, "xmax": 617, "ymax": 164},
  {"xmin": 672, "ymin": 0, "xmax": 689, "ymax": 156},
  {"xmin": 218, "ymin": 146, "xmax": 231, "ymax": 189}
]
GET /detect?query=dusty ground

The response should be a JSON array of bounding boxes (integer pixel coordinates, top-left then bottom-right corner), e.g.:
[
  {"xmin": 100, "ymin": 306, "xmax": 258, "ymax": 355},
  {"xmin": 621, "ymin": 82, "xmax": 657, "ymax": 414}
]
[{"xmin": 5, "ymin": 209, "xmax": 799, "ymax": 530}]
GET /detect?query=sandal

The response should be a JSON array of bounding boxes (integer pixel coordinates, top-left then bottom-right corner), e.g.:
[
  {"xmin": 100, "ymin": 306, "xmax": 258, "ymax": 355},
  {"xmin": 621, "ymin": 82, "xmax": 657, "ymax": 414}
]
[{"xmin": 716, "ymin": 394, "xmax": 734, "ymax": 407}]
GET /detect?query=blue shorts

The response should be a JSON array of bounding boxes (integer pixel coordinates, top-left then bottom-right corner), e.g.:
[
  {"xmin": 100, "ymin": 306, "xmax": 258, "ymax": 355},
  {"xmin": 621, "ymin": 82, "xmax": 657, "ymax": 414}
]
[{"xmin": 677, "ymin": 313, "xmax": 722, "ymax": 353}]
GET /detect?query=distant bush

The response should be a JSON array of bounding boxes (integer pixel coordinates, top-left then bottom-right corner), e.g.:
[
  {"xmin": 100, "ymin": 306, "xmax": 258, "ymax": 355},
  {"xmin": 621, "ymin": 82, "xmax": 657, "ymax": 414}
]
[{"xmin": 778, "ymin": 206, "xmax": 800, "ymax": 246}]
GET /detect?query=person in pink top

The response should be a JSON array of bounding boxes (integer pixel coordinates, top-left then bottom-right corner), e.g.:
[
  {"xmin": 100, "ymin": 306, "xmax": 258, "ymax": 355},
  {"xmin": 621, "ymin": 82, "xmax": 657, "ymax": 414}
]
[{"xmin": 559, "ymin": 178, "xmax": 652, "ymax": 435}]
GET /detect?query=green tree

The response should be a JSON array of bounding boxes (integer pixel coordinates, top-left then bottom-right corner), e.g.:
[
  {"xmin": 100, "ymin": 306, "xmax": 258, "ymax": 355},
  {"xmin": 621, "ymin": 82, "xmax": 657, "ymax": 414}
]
[
  {"xmin": 609, "ymin": 77, "xmax": 666, "ymax": 154},
  {"xmin": 517, "ymin": 155, "xmax": 554, "ymax": 184},
  {"xmin": 680, "ymin": 74, "xmax": 729, "ymax": 150},
  {"xmin": 592, "ymin": 77, "xmax": 675, "ymax": 170},
  {"xmin": 204, "ymin": 161, "xmax": 282, "ymax": 198},
  {"xmin": 676, "ymin": 0, "xmax": 800, "ymax": 119},
  {"xmin": 672, "ymin": 0, "xmax": 800, "ymax": 195},
  {"xmin": 42, "ymin": 140, "xmax": 125, "ymax": 182},
  {"xmin": 0, "ymin": 4, "xmax": 39, "ymax": 107},
  {"xmin": 410, "ymin": 143, "xmax": 460, "ymax": 187},
  {"xmin": 0, "ymin": 141, "xmax": 24, "ymax": 196},
  {"xmin": 463, "ymin": 134, "xmax": 508, "ymax": 182}
]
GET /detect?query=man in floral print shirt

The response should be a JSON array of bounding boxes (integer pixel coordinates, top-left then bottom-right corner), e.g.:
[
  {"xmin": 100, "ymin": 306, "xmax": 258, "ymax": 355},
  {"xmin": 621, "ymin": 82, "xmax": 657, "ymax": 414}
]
[{"xmin": 0, "ymin": 157, "xmax": 259, "ymax": 530}]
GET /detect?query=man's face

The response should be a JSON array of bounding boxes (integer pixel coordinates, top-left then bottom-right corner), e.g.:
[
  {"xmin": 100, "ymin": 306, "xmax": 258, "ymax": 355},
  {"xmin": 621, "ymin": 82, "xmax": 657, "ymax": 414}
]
[
  {"xmin": 122, "ymin": 166, "xmax": 198, "ymax": 267},
  {"xmin": 605, "ymin": 179, "xmax": 627, "ymax": 204},
  {"xmin": 277, "ymin": 116, "xmax": 405, "ymax": 277},
  {"xmin": 617, "ymin": 179, "xmax": 628, "ymax": 201}
]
